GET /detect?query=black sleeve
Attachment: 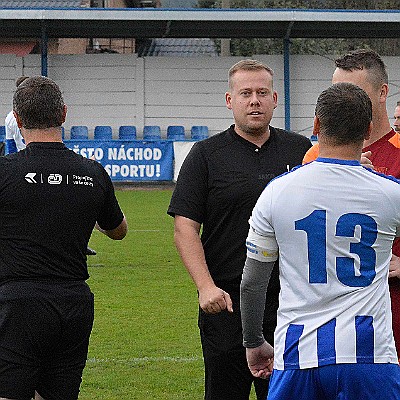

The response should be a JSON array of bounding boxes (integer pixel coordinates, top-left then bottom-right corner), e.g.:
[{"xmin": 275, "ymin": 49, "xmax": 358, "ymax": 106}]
[
  {"xmin": 167, "ymin": 142, "xmax": 208, "ymax": 223},
  {"xmin": 96, "ymin": 167, "xmax": 124, "ymax": 231}
]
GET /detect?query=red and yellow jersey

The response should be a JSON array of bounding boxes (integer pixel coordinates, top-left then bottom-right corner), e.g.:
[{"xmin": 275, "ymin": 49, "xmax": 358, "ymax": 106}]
[
  {"xmin": 303, "ymin": 129, "xmax": 400, "ymax": 178},
  {"xmin": 364, "ymin": 129, "xmax": 400, "ymax": 177}
]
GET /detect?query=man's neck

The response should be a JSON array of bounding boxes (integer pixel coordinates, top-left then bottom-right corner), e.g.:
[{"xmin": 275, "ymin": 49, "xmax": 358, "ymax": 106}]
[
  {"xmin": 22, "ymin": 127, "xmax": 63, "ymax": 145},
  {"xmin": 318, "ymin": 143, "xmax": 363, "ymax": 162},
  {"xmin": 363, "ymin": 112, "xmax": 392, "ymax": 148},
  {"xmin": 234, "ymin": 126, "xmax": 271, "ymax": 147}
]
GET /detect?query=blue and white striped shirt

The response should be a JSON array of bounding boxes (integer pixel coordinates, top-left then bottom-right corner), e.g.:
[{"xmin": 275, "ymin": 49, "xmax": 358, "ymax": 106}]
[{"xmin": 249, "ymin": 158, "xmax": 400, "ymax": 369}]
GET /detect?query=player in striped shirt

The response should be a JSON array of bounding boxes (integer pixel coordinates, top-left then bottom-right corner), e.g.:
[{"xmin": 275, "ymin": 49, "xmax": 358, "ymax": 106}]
[
  {"xmin": 303, "ymin": 50, "xmax": 400, "ymax": 360},
  {"xmin": 241, "ymin": 82, "xmax": 400, "ymax": 399}
]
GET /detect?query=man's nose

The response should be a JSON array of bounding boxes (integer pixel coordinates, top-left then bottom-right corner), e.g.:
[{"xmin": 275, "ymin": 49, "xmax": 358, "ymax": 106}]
[{"xmin": 250, "ymin": 93, "xmax": 260, "ymax": 106}]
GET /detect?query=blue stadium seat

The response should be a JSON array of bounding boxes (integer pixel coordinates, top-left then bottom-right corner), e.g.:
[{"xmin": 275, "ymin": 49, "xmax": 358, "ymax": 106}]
[
  {"xmin": 61, "ymin": 126, "xmax": 65, "ymax": 140},
  {"xmin": 0, "ymin": 125, "xmax": 5, "ymax": 142},
  {"xmin": 191, "ymin": 125, "xmax": 209, "ymax": 141},
  {"xmin": 143, "ymin": 125, "xmax": 161, "ymax": 140},
  {"xmin": 119, "ymin": 126, "xmax": 137, "ymax": 140},
  {"xmin": 310, "ymin": 134, "xmax": 318, "ymax": 143},
  {"xmin": 167, "ymin": 125, "xmax": 185, "ymax": 140},
  {"xmin": 70, "ymin": 125, "xmax": 89, "ymax": 140},
  {"xmin": 94, "ymin": 125, "xmax": 113, "ymax": 140}
]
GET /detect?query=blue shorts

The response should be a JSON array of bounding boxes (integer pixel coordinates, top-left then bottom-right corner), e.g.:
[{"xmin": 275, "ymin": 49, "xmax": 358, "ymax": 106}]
[{"xmin": 267, "ymin": 364, "xmax": 400, "ymax": 400}]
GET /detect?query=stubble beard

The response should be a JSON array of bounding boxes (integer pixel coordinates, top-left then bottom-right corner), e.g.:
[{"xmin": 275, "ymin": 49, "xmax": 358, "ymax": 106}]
[{"xmin": 239, "ymin": 121, "xmax": 269, "ymax": 137}]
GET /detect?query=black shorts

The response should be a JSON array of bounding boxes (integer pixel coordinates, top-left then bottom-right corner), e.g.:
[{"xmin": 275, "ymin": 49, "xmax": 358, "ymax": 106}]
[
  {"xmin": 198, "ymin": 283, "xmax": 271, "ymax": 400},
  {"xmin": 0, "ymin": 280, "xmax": 94, "ymax": 400}
]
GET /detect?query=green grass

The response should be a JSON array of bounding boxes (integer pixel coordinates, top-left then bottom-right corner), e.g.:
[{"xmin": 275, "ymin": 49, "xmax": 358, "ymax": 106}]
[{"xmin": 80, "ymin": 189, "xmax": 204, "ymax": 399}]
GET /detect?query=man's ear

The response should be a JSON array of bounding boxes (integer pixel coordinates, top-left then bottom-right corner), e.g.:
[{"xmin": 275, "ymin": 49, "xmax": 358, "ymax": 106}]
[
  {"xmin": 313, "ymin": 115, "xmax": 320, "ymax": 137},
  {"xmin": 13, "ymin": 111, "xmax": 23, "ymax": 129},
  {"xmin": 62, "ymin": 105, "xmax": 67, "ymax": 123},
  {"xmin": 380, "ymin": 83, "xmax": 389, "ymax": 103},
  {"xmin": 364, "ymin": 121, "xmax": 373, "ymax": 141},
  {"xmin": 225, "ymin": 92, "xmax": 232, "ymax": 110}
]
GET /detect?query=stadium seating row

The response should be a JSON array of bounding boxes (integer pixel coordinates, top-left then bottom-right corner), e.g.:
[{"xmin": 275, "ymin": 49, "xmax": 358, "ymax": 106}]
[{"xmin": 0, "ymin": 125, "xmax": 209, "ymax": 142}]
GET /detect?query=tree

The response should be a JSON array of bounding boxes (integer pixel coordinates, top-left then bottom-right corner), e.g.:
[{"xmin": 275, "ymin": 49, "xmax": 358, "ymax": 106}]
[{"xmin": 196, "ymin": 0, "xmax": 400, "ymax": 56}]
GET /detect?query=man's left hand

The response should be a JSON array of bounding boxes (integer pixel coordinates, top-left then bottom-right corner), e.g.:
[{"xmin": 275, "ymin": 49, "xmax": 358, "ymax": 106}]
[{"xmin": 389, "ymin": 254, "xmax": 400, "ymax": 279}]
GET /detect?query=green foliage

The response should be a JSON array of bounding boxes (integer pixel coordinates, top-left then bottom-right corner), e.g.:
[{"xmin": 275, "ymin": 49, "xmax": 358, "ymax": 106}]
[
  {"xmin": 80, "ymin": 189, "xmax": 205, "ymax": 399},
  {"xmin": 196, "ymin": 0, "xmax": 400, "ymax": 56}
]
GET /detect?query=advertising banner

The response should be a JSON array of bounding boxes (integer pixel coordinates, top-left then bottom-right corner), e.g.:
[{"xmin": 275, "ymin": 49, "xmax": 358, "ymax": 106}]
[{"xmin": 65, "ymin": 140, "xmax": 174, "ymax": 181}]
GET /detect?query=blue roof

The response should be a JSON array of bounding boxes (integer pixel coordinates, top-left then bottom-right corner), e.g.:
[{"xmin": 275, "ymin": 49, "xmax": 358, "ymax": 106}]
[{"xmin": 0, "ymin": 0, "xmax": 84, "ymax": 7}]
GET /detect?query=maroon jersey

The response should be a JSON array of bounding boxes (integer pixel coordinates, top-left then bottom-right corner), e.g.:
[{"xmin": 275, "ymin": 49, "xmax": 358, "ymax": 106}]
[
  {"xmin": 364, "ymin": 130, "xmax": 400, "ymax": 256},
  {"xmin": 364, "ymin": 129, "xmax": 400, "ymax": 358}
]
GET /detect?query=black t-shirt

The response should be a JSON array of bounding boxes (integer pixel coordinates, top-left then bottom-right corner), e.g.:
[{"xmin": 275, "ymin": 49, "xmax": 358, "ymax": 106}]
[
  {"xmin": 0, "ymin": 142, "xmax": 124, "ymax": 283},
  {"xmin": 168, "ymin": 125, "xmax": 312, "ymax": 285}
]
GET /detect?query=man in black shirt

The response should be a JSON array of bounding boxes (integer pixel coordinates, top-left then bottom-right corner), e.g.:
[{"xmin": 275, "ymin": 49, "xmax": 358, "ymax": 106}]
[
  {"xmin": 168, "ymin": 60, "xmax": 312, "ymax": 400},
  {"xmin": 0, "ymin": 76, "xmax": 127, "ymax": 400}
]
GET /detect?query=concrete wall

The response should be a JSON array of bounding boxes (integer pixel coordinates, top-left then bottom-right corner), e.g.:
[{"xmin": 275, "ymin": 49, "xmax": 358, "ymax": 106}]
[{"xmin": 0, "ymin": 53, "xmax": 399, "ymax": 139}]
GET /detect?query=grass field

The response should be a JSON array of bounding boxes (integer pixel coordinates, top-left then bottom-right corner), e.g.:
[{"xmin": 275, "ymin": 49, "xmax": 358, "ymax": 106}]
[{"xmin": 80, "ymin": 189, "xmax": 204, "ymax": 399}]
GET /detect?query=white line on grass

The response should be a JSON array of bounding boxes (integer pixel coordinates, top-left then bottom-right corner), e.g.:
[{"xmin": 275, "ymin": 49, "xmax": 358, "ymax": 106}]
[
  {"xmin": 131, "ymin": 229, "xmax": 161, "ymax": 232},
  {"xmin": 87, "ymin": 356, "xmax": 201, "ymax": 365},
  {"xmin": 91, "ymin": 229, "xmax": 161, "ymax": 234}
]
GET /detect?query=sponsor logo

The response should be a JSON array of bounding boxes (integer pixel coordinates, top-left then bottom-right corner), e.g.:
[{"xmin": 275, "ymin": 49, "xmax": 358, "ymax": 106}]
[
  {"xmin": 25, "ymin": 172, "xmax": 37, "ymax": 184},
  {"xmin": 72, "ymin": 175, "xmax": 94, "ymax": 187},
  {"xmin": 48, "ymin": 174, "xmax": 63, "ymax": 185},
  {"xmin": 246, "ymin": 240, "xmax": 258, "ymax": 254},
  {"xmin": 24, "ymin": 173, "xmax": 94, "ymax": 187},
  {"xmin": 375, "ymin": 166, "xmax": 389, "ymax": 175}
]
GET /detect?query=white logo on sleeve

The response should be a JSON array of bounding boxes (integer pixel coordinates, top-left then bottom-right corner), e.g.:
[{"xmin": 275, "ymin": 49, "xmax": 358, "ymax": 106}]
[
  {"xmin": 25, "ymin": 173, "xmax": 37, "ymax": 184},
  {"xmin": 48, "ymin": 174, "xmax": 62, "ymax": 185}
]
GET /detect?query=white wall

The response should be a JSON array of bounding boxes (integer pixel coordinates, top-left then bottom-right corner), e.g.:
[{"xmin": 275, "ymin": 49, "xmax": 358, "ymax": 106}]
[{"xmin": 0, "ymin": 53, "xmax": 398, "ymax": 139}]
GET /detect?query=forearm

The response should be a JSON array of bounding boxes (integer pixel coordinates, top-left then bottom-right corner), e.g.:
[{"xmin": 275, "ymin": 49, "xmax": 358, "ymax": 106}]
[
  {"xmin": 240, "ymin": 256, "xmax": 274, "ymax": 348},
  {"xmin": 174, "ymin": 218, "xmax": 214, "ymax": 291},
  {"xmin": 95, "ymin": 216, "xmax": 128, "ymax": 240},
  {"xmin": 174, "ymin": 215, "xmax": 233, "ymax": 313}
]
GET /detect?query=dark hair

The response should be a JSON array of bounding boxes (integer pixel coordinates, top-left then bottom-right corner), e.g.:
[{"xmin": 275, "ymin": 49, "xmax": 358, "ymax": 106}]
[
  {"xmin": 335, "ymin": 49, "xmax": 388, "ymax": 89},
  {"xmin": 315, "ymin": 82, "xmax": 372, "ymax": 146},
  {"xmin": 13, "ymin": 76, "xmax": 65, "ymax": 129},
  {"xmin": 16, "ymin": 76, "xmax": 29, "ymax": 87}
]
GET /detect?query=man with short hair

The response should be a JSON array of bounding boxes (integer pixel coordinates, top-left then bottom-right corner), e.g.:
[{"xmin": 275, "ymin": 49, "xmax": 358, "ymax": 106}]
[
  {"xmin": 0, "ymin": 76, "xmax": 127, "ymax": 400},
  {"xmin": 303, "ymin": 49, "xmax": 400, "ymax": 358},
  {"xmin": 168, "ymin": 59, "xmax": 311, "ymax": 400},
  {"xmin": 241, "ymin": 82, "xmax": 400, "ymax": 400},
  {"xmin": 4, "ymin": 75, "xmax": 98, "ymax": 256}
]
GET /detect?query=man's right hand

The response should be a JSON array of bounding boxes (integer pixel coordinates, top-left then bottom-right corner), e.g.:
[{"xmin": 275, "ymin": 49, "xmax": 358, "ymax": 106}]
[
  {"xmin": 361, "ymin": 150, "xmax": 374, "ymax": 169},
  {"xmin": 199, "ymin": 286, "xmax": 233, "ymax": 314},
  {"xmin": 246, "ymin": 341, "xmax": 274, "ymax": 379}
]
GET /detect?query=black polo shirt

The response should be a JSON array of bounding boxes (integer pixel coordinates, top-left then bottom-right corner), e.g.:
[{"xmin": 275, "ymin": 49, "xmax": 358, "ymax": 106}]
[
  {"xmin": 0, "ymin": 142, "xmax": 124, "ymax": 283},
  {"xmin": 168, "ymin": 125, "xmax": 312, "ymax": 285}
]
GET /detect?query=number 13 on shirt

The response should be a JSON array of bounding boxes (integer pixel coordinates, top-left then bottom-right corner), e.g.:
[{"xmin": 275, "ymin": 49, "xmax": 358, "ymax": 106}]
[{"xmin": 295, "ymin": 210, "xmax": 377, "ymax": 287}]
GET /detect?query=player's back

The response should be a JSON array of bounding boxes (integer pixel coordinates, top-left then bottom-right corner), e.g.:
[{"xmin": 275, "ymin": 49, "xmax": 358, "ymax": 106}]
[
  {"xmin": 0, "ymin": 142, "xmax": 116, "ymax": 282},
  {"xmin": 254, "ymin": 158, "xmax": 400, "ymax": 369}
]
